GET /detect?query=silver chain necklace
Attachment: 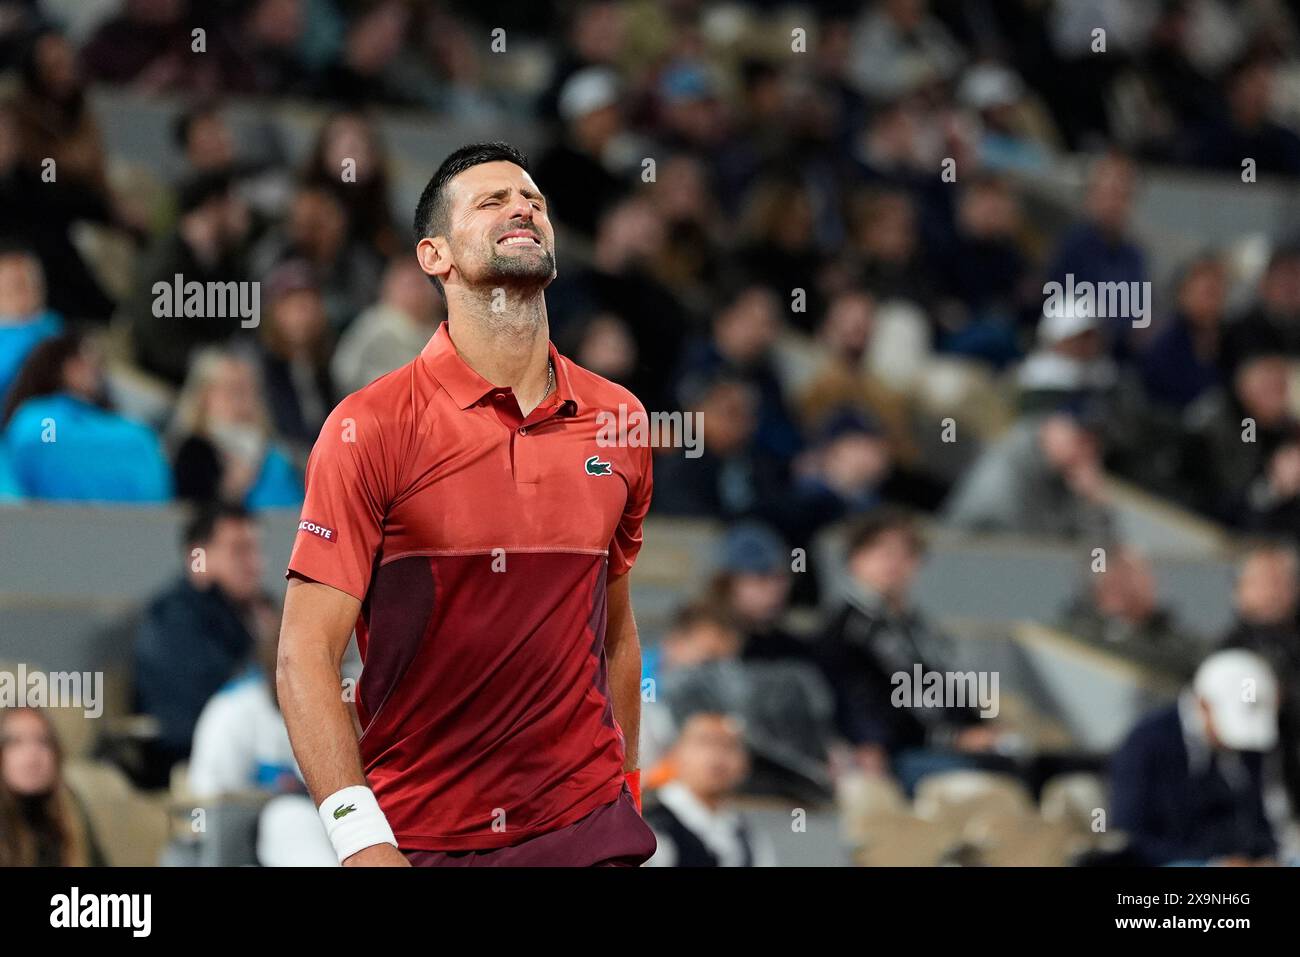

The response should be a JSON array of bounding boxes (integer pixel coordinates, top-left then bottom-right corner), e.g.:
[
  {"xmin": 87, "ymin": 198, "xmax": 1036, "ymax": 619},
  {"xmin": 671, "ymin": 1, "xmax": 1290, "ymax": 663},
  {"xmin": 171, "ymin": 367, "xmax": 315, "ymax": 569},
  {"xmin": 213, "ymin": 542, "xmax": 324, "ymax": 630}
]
[{"xmin": 545, "ymin": 359, "xmax": 554, "ymax": 398}]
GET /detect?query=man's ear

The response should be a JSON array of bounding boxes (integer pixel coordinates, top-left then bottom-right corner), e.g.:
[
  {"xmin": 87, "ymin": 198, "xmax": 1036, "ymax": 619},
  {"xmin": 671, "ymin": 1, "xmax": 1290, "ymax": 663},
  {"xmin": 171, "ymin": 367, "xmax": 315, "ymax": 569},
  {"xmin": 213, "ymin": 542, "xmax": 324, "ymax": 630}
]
[{"xmin": 416, "ymin": 236, "xmax": 451, "ymax": 286}]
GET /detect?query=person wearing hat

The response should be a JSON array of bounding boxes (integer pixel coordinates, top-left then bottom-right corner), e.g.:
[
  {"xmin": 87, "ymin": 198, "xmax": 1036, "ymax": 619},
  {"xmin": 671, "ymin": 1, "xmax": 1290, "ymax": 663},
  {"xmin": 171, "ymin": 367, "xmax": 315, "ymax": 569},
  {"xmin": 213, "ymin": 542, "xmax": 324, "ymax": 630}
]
[
  {"xmin": 1110, "ymin": 649, "xmax": 1280, "ymax": 866},
  {"xmin": 533, "ymin": 66, "xmax": 630, "ymax": 239},
  {"xmin": 1017, "ymin": 296, "xmax": 1118, "ymax": 415},
  {"xmin": 1220, "ymin": 544, "xmax": 1300, "ymax": 829},
  {"xmin": 705, "ymin": 520, "xmax": 814, "ymax": 663}
]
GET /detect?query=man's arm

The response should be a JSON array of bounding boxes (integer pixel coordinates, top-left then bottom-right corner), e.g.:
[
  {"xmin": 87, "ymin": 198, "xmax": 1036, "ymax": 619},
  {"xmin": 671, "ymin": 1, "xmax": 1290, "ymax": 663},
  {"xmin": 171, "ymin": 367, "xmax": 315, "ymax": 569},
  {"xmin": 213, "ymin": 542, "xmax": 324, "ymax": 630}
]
[
  {"xmin": 277, "ymin": 576, "xmax": 409, "ymax": 866},
  {"xmin": 605, "ymin": 571, "xmax": 642, "ymax": 776}
]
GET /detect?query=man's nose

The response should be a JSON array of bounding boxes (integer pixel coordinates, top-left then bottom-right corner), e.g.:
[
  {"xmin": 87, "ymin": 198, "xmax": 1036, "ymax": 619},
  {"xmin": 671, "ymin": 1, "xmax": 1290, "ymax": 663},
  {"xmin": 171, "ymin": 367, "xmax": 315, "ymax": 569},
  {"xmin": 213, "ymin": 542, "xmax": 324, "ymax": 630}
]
[{"xmin": 507, "ymin": 196, "xmax": 535, "ymax": 222}]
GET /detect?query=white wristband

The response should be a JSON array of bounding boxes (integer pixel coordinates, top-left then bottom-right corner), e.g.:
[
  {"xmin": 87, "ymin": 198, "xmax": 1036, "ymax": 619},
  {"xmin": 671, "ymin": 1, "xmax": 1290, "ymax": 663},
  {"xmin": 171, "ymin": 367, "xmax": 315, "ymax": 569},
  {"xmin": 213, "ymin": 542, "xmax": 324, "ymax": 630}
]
[{"xmin": 318, "ymin": 785, "xmax": 398, "ymax": 863}]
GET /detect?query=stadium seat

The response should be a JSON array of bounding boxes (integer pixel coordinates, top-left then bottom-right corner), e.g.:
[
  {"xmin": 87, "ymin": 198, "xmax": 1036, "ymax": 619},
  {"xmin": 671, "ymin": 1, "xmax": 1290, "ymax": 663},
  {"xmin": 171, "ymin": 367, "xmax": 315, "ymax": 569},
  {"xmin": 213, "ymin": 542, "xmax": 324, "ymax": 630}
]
[{"xmin": 65, "ymin": 759, "xmax": 170, "ymax": 866}]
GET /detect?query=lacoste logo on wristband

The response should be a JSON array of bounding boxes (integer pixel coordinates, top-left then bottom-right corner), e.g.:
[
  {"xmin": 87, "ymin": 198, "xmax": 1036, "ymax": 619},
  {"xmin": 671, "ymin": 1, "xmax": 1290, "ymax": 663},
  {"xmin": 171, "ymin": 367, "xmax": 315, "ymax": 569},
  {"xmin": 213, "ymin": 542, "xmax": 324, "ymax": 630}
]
[
  {"xmin": 333, "ymin": 803, "xmax": 357, "ymax": 820},
  {"xmin": 299, "ymin": 520, "xmax": 337, "ymax": 542}
]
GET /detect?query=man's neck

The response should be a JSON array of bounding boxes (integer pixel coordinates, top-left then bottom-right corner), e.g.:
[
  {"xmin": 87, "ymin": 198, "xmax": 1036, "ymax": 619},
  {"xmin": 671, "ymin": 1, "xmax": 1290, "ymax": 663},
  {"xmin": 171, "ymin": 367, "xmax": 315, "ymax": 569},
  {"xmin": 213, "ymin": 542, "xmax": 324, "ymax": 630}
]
[{"xmin": 445, "ymin": 287, "xmax": 553, "ymax": 415}]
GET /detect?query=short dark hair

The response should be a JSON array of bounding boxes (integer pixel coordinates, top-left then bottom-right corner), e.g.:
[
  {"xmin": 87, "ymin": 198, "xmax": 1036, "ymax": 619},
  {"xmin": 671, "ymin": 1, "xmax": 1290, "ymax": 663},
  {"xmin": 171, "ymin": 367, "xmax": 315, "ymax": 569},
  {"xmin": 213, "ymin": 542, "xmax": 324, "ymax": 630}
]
[
  {"xmin": 412, "ymin": 142, "xmax": 531, "ymax": 292},
  {"xmin": 0, "ymin": 238, "xmax": 39, "ymax": 263},
  {"xmin": 844, "ymin": 507, "xmax": 925, "ymax": 560},
  {"xmin": 183, "ymin": 502, "xmax": 255, "ymax": 549},
  {"xmin": 667, "ymin": 602, "xmax": 740, "ymax": 638}
]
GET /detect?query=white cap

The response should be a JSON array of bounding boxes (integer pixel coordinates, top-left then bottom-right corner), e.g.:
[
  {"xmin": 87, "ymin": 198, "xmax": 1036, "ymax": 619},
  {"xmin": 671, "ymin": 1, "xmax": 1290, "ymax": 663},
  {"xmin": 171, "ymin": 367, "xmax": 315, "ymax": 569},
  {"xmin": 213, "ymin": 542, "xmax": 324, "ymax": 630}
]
[
  {"xmin": 958, "ymin": 63, "xmax": 1024, "ymax": 111},
  {"xmin": 1039, "ymin": 297, "xmax": 1098, "ymax": 344},
  {"xmin": 558, "ymin": 67, "xmax": 620, "ymax": 122},
  {"xmin": 1193, "ymin": 649, "xmax": 1279, "ymax": 752}
]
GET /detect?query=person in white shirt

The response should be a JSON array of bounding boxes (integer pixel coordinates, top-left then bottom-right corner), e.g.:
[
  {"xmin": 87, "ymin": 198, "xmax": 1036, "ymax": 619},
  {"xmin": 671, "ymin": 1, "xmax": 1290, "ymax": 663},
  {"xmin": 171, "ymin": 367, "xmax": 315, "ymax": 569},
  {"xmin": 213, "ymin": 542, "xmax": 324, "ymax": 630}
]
[
  {"xmin": 644, "ymin": 712, "xmax": 777, "ymax": 867},
  {"xmin": 188, "ymin": 601, "xmax": 336, "ymax": 866}
]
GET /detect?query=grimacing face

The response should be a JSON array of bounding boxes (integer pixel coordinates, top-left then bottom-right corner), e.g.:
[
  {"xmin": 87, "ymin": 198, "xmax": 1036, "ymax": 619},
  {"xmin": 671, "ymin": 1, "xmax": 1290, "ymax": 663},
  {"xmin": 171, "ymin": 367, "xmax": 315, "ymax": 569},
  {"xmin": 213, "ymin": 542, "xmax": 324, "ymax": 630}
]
[{"xmin": 424, "ymin": 161, "xmax": 557, "ymax": 291}]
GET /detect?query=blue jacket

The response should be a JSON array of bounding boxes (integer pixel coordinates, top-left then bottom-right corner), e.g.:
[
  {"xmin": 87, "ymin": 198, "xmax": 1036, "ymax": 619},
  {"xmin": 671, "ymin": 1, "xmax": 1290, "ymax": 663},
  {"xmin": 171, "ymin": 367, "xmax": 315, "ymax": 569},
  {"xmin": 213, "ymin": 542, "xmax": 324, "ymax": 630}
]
[
  {"xmin": 2, "ymin": 393, "xmax": 173, "ymax": 503},
  {"xmin": 134, "ymin": 577, "xmax": 255, "ymax": 756},
  {"xmin": 1110, "ymin": 701, "xmax": 1276, "ymax": 865},
  {"xmin": 0, "ymin": 311, "xmax": 62, "ymax": 402}
]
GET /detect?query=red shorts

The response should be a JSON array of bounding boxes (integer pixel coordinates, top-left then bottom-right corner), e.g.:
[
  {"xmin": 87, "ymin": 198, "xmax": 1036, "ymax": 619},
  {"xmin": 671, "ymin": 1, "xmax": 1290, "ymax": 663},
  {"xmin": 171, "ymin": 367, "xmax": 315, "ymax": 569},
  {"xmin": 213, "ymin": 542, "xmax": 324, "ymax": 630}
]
[{"xmin": 402, "ymin": 785, "xmax": 656, "ymax": 867}]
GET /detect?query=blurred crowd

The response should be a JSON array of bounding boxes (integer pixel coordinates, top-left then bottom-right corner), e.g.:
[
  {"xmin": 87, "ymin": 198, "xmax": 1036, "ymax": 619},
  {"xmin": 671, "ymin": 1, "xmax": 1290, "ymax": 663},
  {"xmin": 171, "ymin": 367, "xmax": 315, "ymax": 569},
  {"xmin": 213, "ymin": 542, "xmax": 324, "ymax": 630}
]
[{"xmin": 6, "ymin": 0, "xmax": 1300, "ymax": 866}]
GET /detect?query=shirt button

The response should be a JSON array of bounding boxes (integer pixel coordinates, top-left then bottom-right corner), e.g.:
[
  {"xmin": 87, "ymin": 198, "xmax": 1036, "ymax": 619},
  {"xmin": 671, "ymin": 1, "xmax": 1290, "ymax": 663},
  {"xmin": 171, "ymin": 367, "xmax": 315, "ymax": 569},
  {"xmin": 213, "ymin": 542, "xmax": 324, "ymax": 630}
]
[
  {"xmin": 494, "ymin": 394, "xmax": 506, "ymax": 402},
  {"xmin": 518, "ymin": 427, "xmax": 528, "ymax": 435}
]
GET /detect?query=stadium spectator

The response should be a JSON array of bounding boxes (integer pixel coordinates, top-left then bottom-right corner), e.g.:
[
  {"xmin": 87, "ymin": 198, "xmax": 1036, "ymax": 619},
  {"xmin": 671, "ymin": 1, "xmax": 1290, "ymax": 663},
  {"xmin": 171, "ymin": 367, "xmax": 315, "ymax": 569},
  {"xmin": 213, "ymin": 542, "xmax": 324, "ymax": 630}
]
[
  {"xmin": 0, "ymin": 330, "xmax": 172, "ymax": 503},
  {"xmin": 1221, "ymin": 243, "xmax": 1300, "ymax": 373},
  {"xmin": 189, "ymin": 595, "xmax": 335, "ymax": 866},
  {"xmin": 676, "ymin": 283, "xmax": 802, "ymax": 463},
  {"xmin": 846, "ymin": 0, "xmax": 964, "ymax": 101},
  {"xmin": 652, "ymin": 375, "xmax": 784, "ymax": 520},
  {"xmin": 936, "ymin": 174, "xmax": 1034, "ymax": 363},
  {"xmin": 703, "ymin": 521, "xmax": 811, "ymax": 662},
  {"xmin": 555, "ymin": 312, "xmax": 638, "ymax": 389},
  {"xmin": 1130, "ymin": 0, "xmax": 1222, "ymax": 150},
  {"xmin": 943, "ymin": 413, "xmax": 1112, "ymax": 539},
  {"xmin": 545, "ymin": 195, "xmax": 689, "ymax": 412},
  {"xmin": 168, "ymin": 348, "xmax": 302, "ymax": 509},
  {"xmin": 79, "ymin": 0, "xmax": 193, "ymax": 91},
  {"xmin": 0, "ymin": 65, "xmax": 119, "ymax": 322},
  {"xmin": 734, "ymin": 177, "xmax": 828, "ymax": 331},
  {"xmin": 173, "ymin": 100, "xmax": 236, "ymax": 176},
  {"xmin": 652, "ymin": 58, "xmax": 730, "ymax": 162},
  {"xmin": 644, "ymin": 712, "xmax": 777, "ymax": 867},
  {"xmin": 0, "ymin": 241, "xmax": 62, "ymax": 402},
  {"xmin": 534, "ymin": 66, "xmax": 632, "ymax": 240},
  {"xmin": 1044, "ymin": 151, "xmax": 1146, "ymax": 357},
  {"xmin": 168, "ymin": 100, "xmax": 296, "ymax": 239},
  {"xmin": 845, "ymin": 188, "xmax": 936, "ymax": 314},
  {"xmin": 775, "ymin": 287, "xmax": 921, "ymax": 468},
  {"xmin": 1138, "ymin": 253, "xmax": 1228, "ymax": 410},
  {"xmin": 0, "ymin": 707, "xmax": 104, "ymax": 867},
  {"xmin": 1219, "ymin": 544, "xmax": 1300, "ymax": 817},
  {"xmin": 765, "ymin": 409, "xmax": 893, "ymax": 566},
  {"xmin": 1058, "ymin": 546, "xmax": 1191, "ymax": 676},
  {"xmin": 536, "ymin": 0, "xmax": 626, "ymax": 124},
  {"xmin": 302, "ymin": 110, "xmax": 400, "ymax": 259},
  {"xmin": 650, "ymin": 603, "xmax": 837, "ymax": 802},
  {"xmin": 815, "ymin": 509, "xmax": 1010, "ymax": 793},
  {"xmin": 11, "ymin": 27, "xmax": 108, "ymax": 192},
  {"xmin": 645, "ymin": 154, "xmax": 725, "ymax": 313},
  {"xmin": 1110, "ymin": 649, "xmax": 1279, "ymax": 865},
  {"xmin": 956, "ymin": 62, "xmax": 1056, "ymax": 174},
  {"xmin": 250, "ymin": 260, "xmax": 334, "ymax": 453},
  {"xmin": 331, "ymin": 257, "xmax": 442, "ymax": 396},
  {"xmin": 126, "ymin": 170, "xmax": 253, "ymax": 385},
  {"xmin": 1180, "ymin": 349, "xmax": 1300, "ymax": 527},
  {"xmin": 313, "ymin": 0, "xmax": 420, "ymax": 108},
  {"xmin": 1182, "ymin": 51, "xmax": 1300, "ymax": 176},
  {"xmin": 133, "ymin": 503, "xmax": 264, "ymax": 786},
  {"xmin": 1016, "ymin": 301, "xmax": 1118, "ymax": 414},
  {"xmin": 249, "ymin": 182, "xmax": 382, "ymax": 331}
]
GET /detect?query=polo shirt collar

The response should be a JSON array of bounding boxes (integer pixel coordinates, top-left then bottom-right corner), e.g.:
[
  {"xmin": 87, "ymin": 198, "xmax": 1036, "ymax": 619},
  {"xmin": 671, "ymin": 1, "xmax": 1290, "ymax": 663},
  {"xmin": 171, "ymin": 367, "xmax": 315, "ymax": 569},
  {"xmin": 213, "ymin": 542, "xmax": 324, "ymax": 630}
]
[{"xmin": 421, "ymin": 320, "xmax": 578, "ymax": 416}]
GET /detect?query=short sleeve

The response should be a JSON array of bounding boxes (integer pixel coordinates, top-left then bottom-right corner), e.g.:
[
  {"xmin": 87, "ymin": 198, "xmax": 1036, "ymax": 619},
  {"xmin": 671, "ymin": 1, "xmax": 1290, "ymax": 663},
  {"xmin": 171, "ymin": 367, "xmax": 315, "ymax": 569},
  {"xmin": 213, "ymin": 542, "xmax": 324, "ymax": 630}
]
[
  {"xmin": 608, "ymin": 440, "xmax": 653, "ymax": 578},
  {"xmin": 285, "ymin": 397, "xmax": 398, "ymax": 602}
]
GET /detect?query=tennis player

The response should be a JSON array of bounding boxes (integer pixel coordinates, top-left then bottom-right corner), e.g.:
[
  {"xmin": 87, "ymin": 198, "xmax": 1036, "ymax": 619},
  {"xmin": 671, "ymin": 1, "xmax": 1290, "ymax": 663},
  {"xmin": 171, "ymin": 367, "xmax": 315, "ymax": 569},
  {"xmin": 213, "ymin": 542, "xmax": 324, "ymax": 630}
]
[{"xmin": 277, "ymin": 142, "xmax": 656, "ymax": 866}]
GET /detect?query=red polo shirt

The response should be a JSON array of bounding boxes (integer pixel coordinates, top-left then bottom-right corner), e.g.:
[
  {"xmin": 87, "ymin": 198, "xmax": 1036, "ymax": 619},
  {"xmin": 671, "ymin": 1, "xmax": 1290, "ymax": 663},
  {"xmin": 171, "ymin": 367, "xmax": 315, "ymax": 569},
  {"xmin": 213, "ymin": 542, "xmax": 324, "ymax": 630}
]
[{"xmin": 286, "ymin": 321, "xmax": 652, "ymax": 850}]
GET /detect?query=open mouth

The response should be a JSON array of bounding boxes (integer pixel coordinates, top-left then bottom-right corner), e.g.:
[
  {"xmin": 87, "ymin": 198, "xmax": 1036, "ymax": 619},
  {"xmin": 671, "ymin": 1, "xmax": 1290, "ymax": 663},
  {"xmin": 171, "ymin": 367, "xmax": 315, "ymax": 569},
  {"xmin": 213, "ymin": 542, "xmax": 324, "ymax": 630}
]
[{"xmin": 497, "ymin": 231, "xmax": 543, "ymax": 249}]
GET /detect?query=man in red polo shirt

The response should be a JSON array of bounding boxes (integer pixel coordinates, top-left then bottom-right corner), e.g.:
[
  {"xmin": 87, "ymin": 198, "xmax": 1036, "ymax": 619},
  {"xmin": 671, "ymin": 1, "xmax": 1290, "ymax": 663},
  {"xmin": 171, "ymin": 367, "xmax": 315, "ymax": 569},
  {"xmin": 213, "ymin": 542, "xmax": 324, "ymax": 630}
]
[{"xmin": 277, "ymin": 142, "xmax": 656, "ymax": 866}]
